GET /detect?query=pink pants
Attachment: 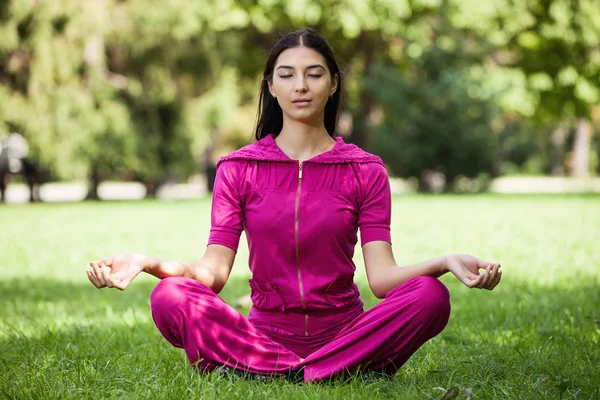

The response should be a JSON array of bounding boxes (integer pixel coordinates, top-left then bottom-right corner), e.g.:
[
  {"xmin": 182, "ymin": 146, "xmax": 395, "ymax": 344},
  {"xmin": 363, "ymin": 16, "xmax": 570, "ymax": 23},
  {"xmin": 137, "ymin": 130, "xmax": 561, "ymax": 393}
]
[{"xmin": 150, "ymin": 276, "xmax": 450, "ymax": 382}]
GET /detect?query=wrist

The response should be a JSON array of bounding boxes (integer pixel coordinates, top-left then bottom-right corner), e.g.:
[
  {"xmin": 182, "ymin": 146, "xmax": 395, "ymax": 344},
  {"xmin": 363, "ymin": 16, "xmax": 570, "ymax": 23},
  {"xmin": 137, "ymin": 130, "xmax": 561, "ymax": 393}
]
[
  {"xmin": 141, "ymin": 255, "xmax": 160, "ymax": 273},
  {"xmin": 441, "ymin": 254, "xmax": 452, "ymax": 274}
]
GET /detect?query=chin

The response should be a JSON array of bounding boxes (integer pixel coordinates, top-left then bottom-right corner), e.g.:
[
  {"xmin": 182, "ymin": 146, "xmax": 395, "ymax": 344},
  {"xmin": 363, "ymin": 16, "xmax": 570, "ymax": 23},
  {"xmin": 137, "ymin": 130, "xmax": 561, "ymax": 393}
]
[{"xmin": 284, "ymin": 109, "xmax": 322, "ymax": 123}]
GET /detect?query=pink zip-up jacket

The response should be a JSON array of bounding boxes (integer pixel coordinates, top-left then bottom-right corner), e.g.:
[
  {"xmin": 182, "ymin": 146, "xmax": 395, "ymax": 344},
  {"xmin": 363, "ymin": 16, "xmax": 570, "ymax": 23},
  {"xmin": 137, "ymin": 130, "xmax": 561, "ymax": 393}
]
[{"xmin": 208, "ymin": 134, "xmax": 391, "ymax": 338}]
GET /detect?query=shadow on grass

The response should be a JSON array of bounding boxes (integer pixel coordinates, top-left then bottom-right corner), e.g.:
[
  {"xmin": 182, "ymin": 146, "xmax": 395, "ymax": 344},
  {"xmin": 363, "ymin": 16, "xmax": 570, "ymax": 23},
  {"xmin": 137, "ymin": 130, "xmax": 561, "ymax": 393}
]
[
  {"xmin": 1, "ymin": 276, "xmax": 599, "ymax": 398},
  {"xmin": 2, "ymin": 274, "xmax": 598, "ymax": 341},
  {"xmin": 1, "ymin": 275, "xmax": 598, "ymax": 348}
]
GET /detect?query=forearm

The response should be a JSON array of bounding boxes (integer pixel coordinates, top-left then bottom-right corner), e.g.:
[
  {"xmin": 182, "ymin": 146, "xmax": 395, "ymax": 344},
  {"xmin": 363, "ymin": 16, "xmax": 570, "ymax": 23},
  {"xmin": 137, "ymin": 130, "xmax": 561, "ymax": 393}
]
[
  {"xmin": 368, "ymin": 256, "xmax": 448, "ymax": 299},
  {"xmin": 143, "ymin": 257, "xmax": 223, "ymax": 292}
]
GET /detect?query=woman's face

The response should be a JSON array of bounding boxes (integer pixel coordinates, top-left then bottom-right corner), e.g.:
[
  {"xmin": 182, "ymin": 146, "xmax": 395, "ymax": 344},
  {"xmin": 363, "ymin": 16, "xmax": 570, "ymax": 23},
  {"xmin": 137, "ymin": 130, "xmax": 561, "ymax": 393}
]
[{"xmin": 268, "ymin": 46, "xmax": 338, "ymax": 126}]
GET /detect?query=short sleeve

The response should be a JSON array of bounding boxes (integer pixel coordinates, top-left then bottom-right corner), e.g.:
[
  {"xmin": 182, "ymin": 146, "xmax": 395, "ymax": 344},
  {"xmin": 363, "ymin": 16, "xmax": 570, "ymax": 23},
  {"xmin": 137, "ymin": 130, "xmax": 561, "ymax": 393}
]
[
  {"xmin": 358, "ymin": 163, "xmax": 392, "ymax": 246},
  {"xmin": 207, "ymin": 161, "xmax": 244, "ymax": 252}
]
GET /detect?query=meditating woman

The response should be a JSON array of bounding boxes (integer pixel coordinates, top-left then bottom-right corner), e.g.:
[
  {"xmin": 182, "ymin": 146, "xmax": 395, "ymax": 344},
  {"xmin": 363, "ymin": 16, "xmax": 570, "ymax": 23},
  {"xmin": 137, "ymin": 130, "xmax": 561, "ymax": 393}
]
[{"xmin": 86, "ymin": 28, "xmax": 502, "ymax": 382}]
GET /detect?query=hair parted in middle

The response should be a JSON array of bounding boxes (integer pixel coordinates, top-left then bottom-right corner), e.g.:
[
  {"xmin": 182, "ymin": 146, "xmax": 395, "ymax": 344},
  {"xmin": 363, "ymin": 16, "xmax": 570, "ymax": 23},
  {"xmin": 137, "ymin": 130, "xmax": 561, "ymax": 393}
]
[{"xmin": 254, "ymin": 28, "xmax": 342, "ymax": 141}]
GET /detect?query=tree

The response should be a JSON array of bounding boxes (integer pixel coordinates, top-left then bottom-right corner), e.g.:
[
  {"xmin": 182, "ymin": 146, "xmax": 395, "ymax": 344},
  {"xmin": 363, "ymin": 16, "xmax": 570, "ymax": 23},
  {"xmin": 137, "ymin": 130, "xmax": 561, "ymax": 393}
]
[
  {"xmin": 366, "ymin": 53, "xmax": 499, "ymax": 191},
  {"xmin": 451, "ymin": 0, "xmax": 600, "ymax": 176}
]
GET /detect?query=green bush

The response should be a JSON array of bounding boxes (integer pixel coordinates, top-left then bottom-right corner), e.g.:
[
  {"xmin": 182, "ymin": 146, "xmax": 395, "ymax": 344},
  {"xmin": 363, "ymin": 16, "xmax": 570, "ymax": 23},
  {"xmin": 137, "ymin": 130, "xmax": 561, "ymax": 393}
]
[{"xmin": 365, "ymin": 50, "xmax": 499, "ymax": 192}]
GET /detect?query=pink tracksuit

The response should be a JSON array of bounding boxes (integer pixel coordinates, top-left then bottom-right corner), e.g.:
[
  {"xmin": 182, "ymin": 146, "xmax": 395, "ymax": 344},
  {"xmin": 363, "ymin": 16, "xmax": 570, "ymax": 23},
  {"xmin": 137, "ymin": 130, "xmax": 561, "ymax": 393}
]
[{"xmin": 150, "ymin": 134, "xmax": 450, "ymax": 381}]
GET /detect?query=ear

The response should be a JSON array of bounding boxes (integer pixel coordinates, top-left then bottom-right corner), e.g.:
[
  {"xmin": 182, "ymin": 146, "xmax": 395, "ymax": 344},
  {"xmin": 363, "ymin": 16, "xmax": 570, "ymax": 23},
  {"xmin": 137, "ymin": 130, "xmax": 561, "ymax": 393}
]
[
  {"xmin": 267, "ymin": 80, "xmax": 276, "ymax": 98},
  {"xmin": 330, "ymin": 73, "xmax": 339, "ymax": 97}
]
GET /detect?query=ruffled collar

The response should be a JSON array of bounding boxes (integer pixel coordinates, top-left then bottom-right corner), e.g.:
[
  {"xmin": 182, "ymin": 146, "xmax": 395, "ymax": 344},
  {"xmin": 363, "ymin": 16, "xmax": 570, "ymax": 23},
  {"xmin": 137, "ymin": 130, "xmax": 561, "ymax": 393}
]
[{"xmin": 217, "ymin": 134, "xmax": 383, "ymax": 167}]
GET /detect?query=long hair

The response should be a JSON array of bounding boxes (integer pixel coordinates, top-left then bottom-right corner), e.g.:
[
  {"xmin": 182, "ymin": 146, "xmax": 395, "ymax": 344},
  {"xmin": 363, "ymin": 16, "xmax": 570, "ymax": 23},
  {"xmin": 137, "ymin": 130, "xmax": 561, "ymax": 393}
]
[{"xmin": 254, "ymin": 28, "xmax": 342, "ymax": 141}]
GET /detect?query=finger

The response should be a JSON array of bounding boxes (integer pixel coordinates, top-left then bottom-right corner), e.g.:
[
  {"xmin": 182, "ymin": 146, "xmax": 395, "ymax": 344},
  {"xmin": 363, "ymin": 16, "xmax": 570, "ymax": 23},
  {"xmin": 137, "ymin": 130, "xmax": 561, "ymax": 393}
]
[
  {"xmin": 473, "ymin": 269, "xmax": 491, "ymax": 289},
  {"xmin": 481, "ymin": 265, "xmax": 494, "ymax": 288},
  {"xmin": 488, "ymin": 265, "xmax": 502, "ymax": 289},
  {"xmin": 86, "ymin": 269, "xmax": 97, "ymax": 287},
  {"xmin": 474, "ymin": 257, "xmax": 497, "ymax": 271},
  {"xmin": 109, "ymin": 276, "xmax": 127, "ymax": 291},
  {"xmin": 482, "ymin": 264, "xmax": 499, "ymax": 290},
  {"xmin": 489, "ymin": 271, "xmax": 502, "ymax": 290},
  {"xmin": 490, "ymin": 263, "xmax": 501, "ymax": 280},
  {"xmin": 454, "ymin": 268, "xmax": 477, "ymax": 287},
  {"xmin": 108, "ymin": 277, "xmax": 125, "ymax": 290},
  {"xmin": 86, "ymin": 269, "xmax": 102, "ymax": 288},
  {"xmin": 92, "ymin": 262, "xmax": 106, "ymax": 287},
  {"xmin": 465, "ymin": 273, "xmax": 484, "ymax": 288},
  {"xmin": 101, "ymin": 264, "xmax": 113, "ymax": 288},
  {"xmin": 90, "ymin": 257, "xmax": 114, "ymax": 269}
]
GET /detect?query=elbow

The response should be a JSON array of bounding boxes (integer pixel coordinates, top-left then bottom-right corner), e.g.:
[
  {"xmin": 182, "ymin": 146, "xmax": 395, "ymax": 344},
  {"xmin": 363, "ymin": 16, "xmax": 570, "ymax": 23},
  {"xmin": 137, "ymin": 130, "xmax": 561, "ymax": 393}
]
[
  {"xmin": 369, "ymin": 281, "xmax": 388, "ymax": 299},
  {"xmin": 191, "ymin": 263, "xmax": 226, "ymax": 294},
  {"xmin": 211, "ymin": 280, "xmax": 226, "ymax": 294},
  {"xmin": 207, "ymin": 268, "xmax": 230, "ymax": 295}
]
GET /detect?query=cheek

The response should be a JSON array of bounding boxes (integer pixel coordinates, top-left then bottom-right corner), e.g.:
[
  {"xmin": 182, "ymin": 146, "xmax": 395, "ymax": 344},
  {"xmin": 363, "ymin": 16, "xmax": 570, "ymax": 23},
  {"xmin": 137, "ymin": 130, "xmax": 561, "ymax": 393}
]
[
  {"xmin": 316, "ymin": 79, "xmax": 333, "ymax": 97},
  {"xmin": 314, "ymin": 85, "xmax": 331, "ymax": 105},
  {"xmin": 272, "ymin": 79, "xmax": 290, "ymax": 94}
]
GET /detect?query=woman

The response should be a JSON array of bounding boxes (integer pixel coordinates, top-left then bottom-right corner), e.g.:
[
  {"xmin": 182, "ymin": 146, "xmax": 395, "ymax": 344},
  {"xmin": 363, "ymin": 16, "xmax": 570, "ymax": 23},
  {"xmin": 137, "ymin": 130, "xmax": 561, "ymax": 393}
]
[{"xmin": 86, "ymin": 28, "xmax": 502, "ymax": 382}]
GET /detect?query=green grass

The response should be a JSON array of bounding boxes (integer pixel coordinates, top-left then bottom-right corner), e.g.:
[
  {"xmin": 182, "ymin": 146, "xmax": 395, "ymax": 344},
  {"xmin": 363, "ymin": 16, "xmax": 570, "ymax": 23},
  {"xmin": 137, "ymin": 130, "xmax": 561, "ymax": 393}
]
[{"xmin": 1, "ymin": 194, "xmax": 599, "ymax": 399}]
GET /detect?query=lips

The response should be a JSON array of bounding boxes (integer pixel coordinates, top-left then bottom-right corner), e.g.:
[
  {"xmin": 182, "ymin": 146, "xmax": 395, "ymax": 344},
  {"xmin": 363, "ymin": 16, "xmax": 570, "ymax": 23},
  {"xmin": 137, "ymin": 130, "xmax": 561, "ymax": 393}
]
[{"xmin": 293, "ymin": 99, "xmax": 311, "ymax": 104}]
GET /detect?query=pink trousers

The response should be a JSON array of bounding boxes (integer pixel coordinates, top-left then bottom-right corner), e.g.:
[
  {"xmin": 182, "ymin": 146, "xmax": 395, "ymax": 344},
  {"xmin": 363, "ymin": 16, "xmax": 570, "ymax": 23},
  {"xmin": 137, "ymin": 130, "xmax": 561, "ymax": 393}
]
[{"xmin": 150, "ymin": 276, "xmax": 450, "ymax": 382}]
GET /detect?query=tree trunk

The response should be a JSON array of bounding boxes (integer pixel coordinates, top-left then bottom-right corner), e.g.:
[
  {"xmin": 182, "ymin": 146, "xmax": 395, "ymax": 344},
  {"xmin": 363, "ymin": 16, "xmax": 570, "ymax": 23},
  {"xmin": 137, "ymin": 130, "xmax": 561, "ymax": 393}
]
[
  {"xmin": 0, "ymin": 173, "xmax": 6, "ymax": 203},
  {"xmin": 572, "ymin": 118, "xmax": 592, "ymax": 177},
  {"xmin": 352, "ymin": 32, "xmax": 377, "ymax": 150},
  {"xmin": 87, "ymin": 167, "xmax": 100, "ymax": 200},
  {"xmin": 550, "ymin": 124, "xmax": 568, "ymax": 175},
  {"xmin": 144, "ymin": 180, "xmax": 159, "ymax": 198}
]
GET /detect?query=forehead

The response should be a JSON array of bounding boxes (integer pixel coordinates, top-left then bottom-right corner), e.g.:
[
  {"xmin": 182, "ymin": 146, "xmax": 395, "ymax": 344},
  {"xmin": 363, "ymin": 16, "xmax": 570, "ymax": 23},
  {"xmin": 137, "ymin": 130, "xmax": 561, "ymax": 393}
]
[{"xmin": 274, "ymin": 46, "xmax": 328, "ymax": 70}]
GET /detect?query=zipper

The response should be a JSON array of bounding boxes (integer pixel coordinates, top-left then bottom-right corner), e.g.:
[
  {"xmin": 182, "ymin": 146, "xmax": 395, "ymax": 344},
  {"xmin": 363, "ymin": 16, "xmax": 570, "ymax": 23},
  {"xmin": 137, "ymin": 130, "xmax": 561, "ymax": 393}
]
[{"xmin": 295, "ymin": 161, "xmax": 308, "ymax": 336}]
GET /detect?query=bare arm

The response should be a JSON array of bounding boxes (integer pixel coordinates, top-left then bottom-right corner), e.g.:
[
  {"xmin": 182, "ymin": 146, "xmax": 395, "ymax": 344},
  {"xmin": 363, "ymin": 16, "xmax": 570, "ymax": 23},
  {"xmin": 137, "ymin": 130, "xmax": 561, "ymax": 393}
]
[
  {"xmin": 143, "ymin": 244, "xmax": 236, "ymax": 293},
  {"xmin": 87, "ymin": 244, "xmax": 236, "ymax": 293},
  {"xmin": 362, "ymin": 241, "xmax": 502, "ymax": 299}
]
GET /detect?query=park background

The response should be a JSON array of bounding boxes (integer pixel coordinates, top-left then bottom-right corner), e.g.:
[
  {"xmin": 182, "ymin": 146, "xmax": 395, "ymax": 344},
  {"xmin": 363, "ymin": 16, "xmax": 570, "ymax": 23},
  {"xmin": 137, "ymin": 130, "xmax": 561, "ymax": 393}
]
[{"xmin": 1, "ymin": 0, "xmax": 599, "ymax": 399}]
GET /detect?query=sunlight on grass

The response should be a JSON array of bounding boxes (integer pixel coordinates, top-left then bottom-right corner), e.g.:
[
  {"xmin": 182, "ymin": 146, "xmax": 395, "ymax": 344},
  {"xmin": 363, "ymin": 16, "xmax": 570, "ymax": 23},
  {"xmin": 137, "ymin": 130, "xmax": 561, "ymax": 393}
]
[{"xmin": 1, "ymin": 194, "xmax": 599, "ymax": 399}]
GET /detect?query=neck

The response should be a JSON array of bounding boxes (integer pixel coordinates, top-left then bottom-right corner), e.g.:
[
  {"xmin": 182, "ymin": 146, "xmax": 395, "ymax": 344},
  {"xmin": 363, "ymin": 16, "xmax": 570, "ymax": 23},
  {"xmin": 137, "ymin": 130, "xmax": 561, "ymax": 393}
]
[{"xmin": 276, "ymin": 117, "xmax": 335, "ymax": 161}]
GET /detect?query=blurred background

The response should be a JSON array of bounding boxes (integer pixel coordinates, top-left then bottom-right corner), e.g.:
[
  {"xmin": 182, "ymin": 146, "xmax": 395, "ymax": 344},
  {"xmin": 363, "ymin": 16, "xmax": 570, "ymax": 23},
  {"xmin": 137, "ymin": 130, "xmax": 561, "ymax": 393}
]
[
  {"xmin": 1, "ymin": 0, "xmax": 599, "ymax": 202},
  {"xmin": 1, "ymin": 4, "xmax": 599, "ymax": 397}
]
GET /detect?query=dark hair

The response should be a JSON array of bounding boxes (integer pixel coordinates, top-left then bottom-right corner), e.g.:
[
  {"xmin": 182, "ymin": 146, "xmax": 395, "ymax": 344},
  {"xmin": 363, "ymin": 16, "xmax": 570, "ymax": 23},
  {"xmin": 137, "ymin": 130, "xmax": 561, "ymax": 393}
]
[{"xmin": 254, "ymin": 28, "xmax": 342, "ymax": 141}]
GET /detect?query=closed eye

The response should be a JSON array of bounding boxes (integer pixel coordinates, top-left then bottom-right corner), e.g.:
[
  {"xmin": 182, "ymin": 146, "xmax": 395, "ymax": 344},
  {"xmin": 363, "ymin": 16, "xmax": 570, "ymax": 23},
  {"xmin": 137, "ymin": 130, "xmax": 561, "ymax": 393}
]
[{"xmin": 278, "ymin": 74, "xmax": 322, "ymax": 79}]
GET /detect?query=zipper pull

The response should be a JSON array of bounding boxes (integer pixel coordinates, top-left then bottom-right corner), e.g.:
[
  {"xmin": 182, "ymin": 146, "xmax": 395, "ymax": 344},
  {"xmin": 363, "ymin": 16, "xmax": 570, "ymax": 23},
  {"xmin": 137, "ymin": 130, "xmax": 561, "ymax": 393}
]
[{"xmin": 299, "ymin": 162, "xmax": 303, "ymax": 179}]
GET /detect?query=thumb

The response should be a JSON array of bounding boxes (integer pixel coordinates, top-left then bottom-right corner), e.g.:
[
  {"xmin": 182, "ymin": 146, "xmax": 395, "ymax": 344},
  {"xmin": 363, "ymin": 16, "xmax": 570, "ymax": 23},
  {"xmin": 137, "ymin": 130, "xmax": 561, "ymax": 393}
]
[
  {"xmin": 108, "ymin": 274, "xmax": 129, "ymax": 291},
  {"xmin": 109, "ymin": 267, "xmax": 136, "ymax": 291},
  {"xmin": 462, "ymin": 273, "xmax": 483, "ymax": 288},
  {"xmin": 475, "ymin": 257, "xmax": 496, "ymax": 270}
]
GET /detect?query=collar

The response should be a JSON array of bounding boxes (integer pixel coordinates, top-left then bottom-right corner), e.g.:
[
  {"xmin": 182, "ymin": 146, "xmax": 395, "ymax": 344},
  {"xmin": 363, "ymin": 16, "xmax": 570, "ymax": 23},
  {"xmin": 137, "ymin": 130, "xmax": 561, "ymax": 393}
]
[{"xmin": 216, "ymin": 134, "xmax": 383, "ymax": 167}]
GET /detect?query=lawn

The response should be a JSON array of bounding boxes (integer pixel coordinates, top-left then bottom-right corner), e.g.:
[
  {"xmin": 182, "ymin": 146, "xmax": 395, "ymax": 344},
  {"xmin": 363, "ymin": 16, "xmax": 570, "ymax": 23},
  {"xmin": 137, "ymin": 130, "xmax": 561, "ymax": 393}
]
[{"xmin": 1, "ymin": 194, "xmax": 599, "ymax": 399}]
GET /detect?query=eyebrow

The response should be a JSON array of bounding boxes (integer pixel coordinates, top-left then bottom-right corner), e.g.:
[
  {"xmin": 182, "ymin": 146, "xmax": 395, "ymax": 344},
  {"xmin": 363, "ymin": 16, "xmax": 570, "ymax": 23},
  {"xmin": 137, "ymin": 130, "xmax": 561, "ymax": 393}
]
[{"xmin": 276, "ymin": 64, "xmax": 326, "ymax": 71}]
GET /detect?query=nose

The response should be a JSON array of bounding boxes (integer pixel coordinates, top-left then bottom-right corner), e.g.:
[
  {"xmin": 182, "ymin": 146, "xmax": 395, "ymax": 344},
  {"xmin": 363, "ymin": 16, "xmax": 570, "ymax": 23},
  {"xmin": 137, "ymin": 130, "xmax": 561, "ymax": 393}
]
[{"xmin": 294, "ymin": 76, "xmax": 308, "ymax": 93}]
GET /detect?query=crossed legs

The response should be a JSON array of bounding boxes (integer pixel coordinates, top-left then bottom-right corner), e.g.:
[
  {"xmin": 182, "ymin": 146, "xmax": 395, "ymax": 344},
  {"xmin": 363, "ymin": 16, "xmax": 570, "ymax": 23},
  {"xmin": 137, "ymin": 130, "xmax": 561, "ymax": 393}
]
[{"xmin": 150, "ymin": 276, "xmax": 450, "ymax": 382}]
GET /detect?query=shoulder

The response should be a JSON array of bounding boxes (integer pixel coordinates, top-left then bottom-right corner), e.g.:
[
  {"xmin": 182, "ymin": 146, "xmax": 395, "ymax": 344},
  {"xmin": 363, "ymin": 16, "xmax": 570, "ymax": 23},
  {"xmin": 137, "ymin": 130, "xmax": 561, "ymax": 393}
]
[
  {"xmin": 355, "ymin": 162, "xmax": 388, "ymax": 186},
  {"xmin": 216, "ymin": 135, "xmax": 289, "ymax": 167},
  {"xmin": 341, "ymin": 144, "xmax": 384, "ymax": 166},
  {"xmin": 216, "ymin": 142, "xmax": 260, "ymax": 169},
  {"xmin": 314, "ymin": 137, "xmax": 385, "ymax": 166}
]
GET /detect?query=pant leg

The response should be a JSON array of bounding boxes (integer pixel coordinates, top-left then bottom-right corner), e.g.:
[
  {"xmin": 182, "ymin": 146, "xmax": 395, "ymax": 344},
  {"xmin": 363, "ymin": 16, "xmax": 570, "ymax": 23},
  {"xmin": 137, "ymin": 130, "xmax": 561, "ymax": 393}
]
[
  {"xmin": 300, "ymin": 276, "xmax": 451, "ymax": 381},
  {"xmin": 150, "ymin": 277, "xmax": 301, "ymax": 375}
]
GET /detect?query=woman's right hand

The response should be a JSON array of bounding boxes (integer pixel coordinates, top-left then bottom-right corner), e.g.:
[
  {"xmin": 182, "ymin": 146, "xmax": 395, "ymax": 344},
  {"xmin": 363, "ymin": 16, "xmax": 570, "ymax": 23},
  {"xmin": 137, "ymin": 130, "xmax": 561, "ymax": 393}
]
[
  {"xmin": 445, "ymin": 253, "xmax": 502, "ymax": 290},
  {"xmin": 87, "ymin": 253, "xmax": 150, "ymax": 291}
]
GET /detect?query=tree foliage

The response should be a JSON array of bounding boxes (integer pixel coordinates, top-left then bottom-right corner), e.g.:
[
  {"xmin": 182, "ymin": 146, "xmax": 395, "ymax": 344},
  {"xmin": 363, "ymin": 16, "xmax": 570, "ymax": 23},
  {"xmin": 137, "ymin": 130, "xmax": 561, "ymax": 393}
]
[
  {"xmin": 366, "ymin": 49, "xmax": 499, "ymax": 191},
  {"xmin": 0, "ymin": 0, "xmax": 598, "ymax": 195}
]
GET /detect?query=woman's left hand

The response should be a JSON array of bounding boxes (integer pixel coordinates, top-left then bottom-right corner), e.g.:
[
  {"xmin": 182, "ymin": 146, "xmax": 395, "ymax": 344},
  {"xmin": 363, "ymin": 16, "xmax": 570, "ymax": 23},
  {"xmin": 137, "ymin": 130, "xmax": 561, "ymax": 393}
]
[{"xmin": 445, "ymin": 254, "xmax": 502, "ymax": 290}]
